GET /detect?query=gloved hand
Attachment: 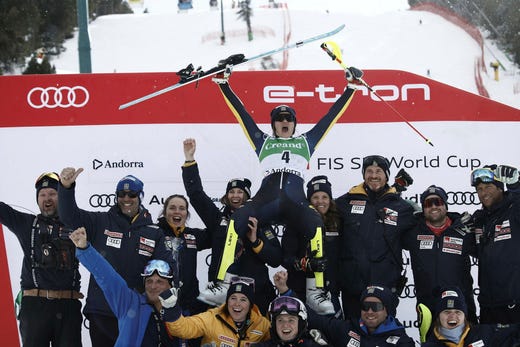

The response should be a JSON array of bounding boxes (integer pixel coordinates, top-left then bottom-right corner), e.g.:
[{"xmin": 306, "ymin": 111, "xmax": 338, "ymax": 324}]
[
  {"xmin": 392, "ymin": 168, "xmax": 414, "ymax": 193},
  {"xmin": 494, "ymin": 165, "xmax": 519, "ymax": 185},
  {"xmin": 159, "ymin": 287, "xmax": 179, "ymax": 309},
  {"xmin": 345, "ymin": 66, "xmax": 364, "ymax": 86},
  {"xmin": 294, "ymin": 252, "xmax": 327, "ymax": 273},
  {"xmin": 212, "ymin": 64, "xmax": 233, "ymax": 84},
  {"xmin": 453, "ymin": 211, "xmax": 475, "ymax": 234}
]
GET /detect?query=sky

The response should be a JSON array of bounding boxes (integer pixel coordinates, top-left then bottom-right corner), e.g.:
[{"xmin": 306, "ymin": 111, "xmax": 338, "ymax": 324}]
[{"xmin": 51, "ymin": 0, "xmax": 520, "ymax": 109}]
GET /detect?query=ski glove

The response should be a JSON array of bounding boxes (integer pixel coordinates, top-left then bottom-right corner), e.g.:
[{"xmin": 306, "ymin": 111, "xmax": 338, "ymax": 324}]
[
  {"xmin": 159, "ymin": 287, "xmax": 179, "ymax": 308},
  {"xmin": 494, "ymin": 165, "xmax": 519, "ymax": 185},
  {"xmin": 345, "ymin": 66, "xmax": 364, "ymax": 85},
  {"xmin": 392, "ymin": 168, "xmax": 414, "ymax": 193},
  {"xmin": 453, "ymin": 211, "xmax": 475, "ymax": 234},
  {"xmin": 295, "ymin": 252, "xmax": 327, "ymax": 273},
  {"xmin": 212, "ymin": 64, "xmax": 233, "ymax": 84}
]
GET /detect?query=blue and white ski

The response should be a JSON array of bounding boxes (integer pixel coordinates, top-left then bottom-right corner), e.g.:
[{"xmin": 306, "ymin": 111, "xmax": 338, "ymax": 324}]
[{"xmin": 118, "ymin": 24, "xmax": 345, "ymax": 110}]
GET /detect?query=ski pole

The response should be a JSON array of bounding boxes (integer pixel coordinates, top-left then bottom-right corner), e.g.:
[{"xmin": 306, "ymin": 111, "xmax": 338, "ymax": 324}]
[{"xmin": 321, "ymin": 42, "xmax": 434, "ymax": 147}]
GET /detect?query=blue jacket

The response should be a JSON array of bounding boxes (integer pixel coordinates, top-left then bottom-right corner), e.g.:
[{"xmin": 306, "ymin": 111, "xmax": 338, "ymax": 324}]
[
  {"xmin": 58, "ymin": 183, "xmax": 173, "ymax": 317},
  {"xmin": 76, "ymin": 244, "xmax": 176, "ymax": 347}
]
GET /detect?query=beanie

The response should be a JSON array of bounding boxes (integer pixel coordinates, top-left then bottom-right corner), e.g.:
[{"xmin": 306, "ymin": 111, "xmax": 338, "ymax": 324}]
[
  {"xmin": 306, "ymin": 175, "xmax": 333, "ymax": 201},
  {"xmin": 435, "ymin": 286, "xmax": 467, "ymax": 316},
  {"xmin": 362, "ymin": 155, "xmax": 390, "ymax": 180},
  {"xmin": 226, "ymin": 178, "xmax": 252, "ymax": 199},
  {"xmin": 35, "ymin": 172, "xmax": 59, "ymax": 199},
  {"xmin": 226, "ymin": 280, "xmax": 255, "ymax": 305},
  {"xmin": 360, "ymin": 285, "xmax": 398, "ymax": 317},
  {"xmin": 116, "ymin": 175, "xmax": 144, "ymax": 193},
  {"xmin": 420, "ymin": 185, "xmax": 449, "ymax": 208}
]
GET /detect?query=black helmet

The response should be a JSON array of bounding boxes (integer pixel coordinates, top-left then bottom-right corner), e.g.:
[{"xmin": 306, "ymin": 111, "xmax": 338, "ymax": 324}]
[{"xmin": 270, "ymin": 105, "xmax": 297, "ymax": 135}]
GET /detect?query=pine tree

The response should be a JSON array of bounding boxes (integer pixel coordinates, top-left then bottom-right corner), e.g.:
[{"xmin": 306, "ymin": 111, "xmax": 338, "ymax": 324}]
[{"xmin": 236, "ymin": 0, "xmax": 253, "ymax": 41}]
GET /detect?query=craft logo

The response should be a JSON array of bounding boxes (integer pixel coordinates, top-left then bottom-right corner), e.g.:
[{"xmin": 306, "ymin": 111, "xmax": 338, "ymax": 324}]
[{"xmin": 92, "ymin": 159, "xmax": 144, "ymax": 170}]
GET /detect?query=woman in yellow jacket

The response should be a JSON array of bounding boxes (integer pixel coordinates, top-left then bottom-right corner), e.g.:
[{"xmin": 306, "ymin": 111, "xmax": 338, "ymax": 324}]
[{"xmin": 160, "ymin": 277, "xmax": 271, "ymax": 347}]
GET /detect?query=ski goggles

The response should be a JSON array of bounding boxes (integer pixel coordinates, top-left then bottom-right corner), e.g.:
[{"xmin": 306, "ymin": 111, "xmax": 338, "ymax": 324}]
[
  {"xmin": 116, "ymin": 190, "xmax": 139, "ymax": 198},
  {"xmin": 423, "ymin": 197, "xmax": 444, "ymax": 209},
  {"xmin": 361, "ymin": 301, "xmax": 385, "ymax": 312},
  {"xmin": 269, "ymin": 296, "xmax": 302, "ymax": 316},
  {"xmin": 470, "ymin": 168, "xmax": 497, "ymax": 187},
  {"xmin": 230, "ymin": 276, "xmax": 255, "ymax": 289},
  {"xmin": 362, "ymin": 155, "xmax": 389, "ymax": 169},
  {"xmin": 141, "ymin": 259, "xmax": 173, "ymax": 279}
]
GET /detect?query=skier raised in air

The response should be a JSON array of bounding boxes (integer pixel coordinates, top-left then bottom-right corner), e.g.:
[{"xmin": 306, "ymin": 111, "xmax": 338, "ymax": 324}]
[{"xmin": 206, "ymin": 62, "xmax": 363, "ymax": 312}]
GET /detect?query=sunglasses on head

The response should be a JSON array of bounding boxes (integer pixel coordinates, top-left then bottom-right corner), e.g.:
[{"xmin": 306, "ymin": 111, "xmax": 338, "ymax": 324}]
[
  {"xmin": 470, "ymin": 168, "xmax": 497, "ymax": 187},
  {"xmin": 270, "ymin": 296, "xmax": 302, "ymax": 316},
  {"xmin": 141, "ymin": 259, "xmax": 173, "ymax": 279},
  {"xmin": 361, "ymin": 301, "xmax": 385, "ymax": 312},
  {"xmin": 423, "ymin": 197, "xmax": 445, "ymax": 209},
  {"xmin": 273, "ymin": 113, "xmax": 295, "ymax": 122},
  {"xmin": 117, "ymin": 190, "xmax": 139, "ymax": 198}
]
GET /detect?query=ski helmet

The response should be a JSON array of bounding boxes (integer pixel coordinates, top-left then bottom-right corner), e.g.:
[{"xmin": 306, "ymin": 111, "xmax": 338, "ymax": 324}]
[
  {"xmin": 268, "ymin": 296, "xmax": 307, "ymax": 342},
  {"xmin": 270, "ymin": 105, "xmax": 297, "ymax": 135}
]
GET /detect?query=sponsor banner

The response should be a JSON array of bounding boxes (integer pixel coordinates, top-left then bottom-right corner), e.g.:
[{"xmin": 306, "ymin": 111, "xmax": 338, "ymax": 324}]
[{"xmin": 0, "ymin": 70, "xmax": 518, "ymax": 344}]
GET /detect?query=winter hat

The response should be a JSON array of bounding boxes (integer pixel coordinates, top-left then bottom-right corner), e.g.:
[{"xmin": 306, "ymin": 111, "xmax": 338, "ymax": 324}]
[
  {"xmin": 35, "ymin": 172, "xmax": 59, "ymax": 199},
  {"xmin": 226, "ymin": 178, "xmax": 252, "ymax": 199},
  {"xmin": 360, "ymin": 285, "xmax": 398, "ymax": 317},
  {"xmin": 306, "ymin": 175, "xmax": 333, "ymax": 201},
  {"xmin": 226, "ymin": 278, "xmax": 255, "ymax": 305},
  {"xmin": 435, "ymin": 286, "xmax": 467, "ymax": 316},
  {"xmin": 362, "ymin": 155, "xmax": 390, "ymax": 180},
  {"xmin": 116, "ymin": 175, "xmax": 144, "ymax": 193},
  {"xmin": 420, "ymin": 185, "xmax": 449, "ymax": 209}
]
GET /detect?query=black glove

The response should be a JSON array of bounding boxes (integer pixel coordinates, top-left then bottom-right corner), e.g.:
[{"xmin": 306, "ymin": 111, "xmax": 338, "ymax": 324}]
[
  {"xmin": 453, "ymin": 211, "xmax": 475, "ymax": 234},
  {"xmin": 392, "ymin": 168, "xmax": 414, "ymax": 192},
  {"xmin": 345, "ymin": 66, "xmax": 364, "ymax": 86},
  {"xmin": 294, "ymin": 253, "xmax": 327, "ymax": 273}
]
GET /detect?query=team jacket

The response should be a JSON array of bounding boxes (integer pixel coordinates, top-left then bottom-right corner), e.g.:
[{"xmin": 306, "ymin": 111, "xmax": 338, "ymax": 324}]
[
  {"xmin": 58, "ymin": 183, "xmax": 173, "ymax": 316},
  {"xmin": 182, "ymin": 162, "xmax": 282, "ymax": 314},
  {"xmin": 165, "ymin": 302, "xmax": 271, "ymax": 347},
  {"xmin": 307, "ymin": 309, "xmax": 415, "ymax": 347},
  {"xmin": 335, "ymin": 183, "xmax": 416, "ymax": 295},
  {"xmin": 422, "ymin": 323, "xmax": 520, "ymax": 347},
  {"xmin": 473, "ymin": 187, "xmax": 520, "ymax": 308},
  {"xmin": 157, "ymin": 217, "xmax": 211, "ymax": 314},
  {"xmin": 76, "ymin": 244, "xmax": 177, "ymax": 347},
  {"xmin": 0, "ymin": 202, "xmax": 81, "ymax": 291},
  {"xmin": 402, "ymin": 212, "xmax": 477, "ymax": 317}
]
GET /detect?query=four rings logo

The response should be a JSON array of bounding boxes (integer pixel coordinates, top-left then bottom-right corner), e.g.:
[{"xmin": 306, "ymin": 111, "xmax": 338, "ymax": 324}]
[
  {"xmin": 447, "ymin": 191, "xmax": 480, "ymax": 205},
  {"xmin": 27, "ymin": 86, "xmax": 89, "ymax": 109},
  {"xmin": 89, "ymin": 194, "xmax": 116, "ymax": 208}
]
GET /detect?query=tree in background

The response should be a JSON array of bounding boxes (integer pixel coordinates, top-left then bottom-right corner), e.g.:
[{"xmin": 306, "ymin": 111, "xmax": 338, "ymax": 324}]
[{"xmin": 237, "ymin": 0, "xmax": 253, "ymax": 41}]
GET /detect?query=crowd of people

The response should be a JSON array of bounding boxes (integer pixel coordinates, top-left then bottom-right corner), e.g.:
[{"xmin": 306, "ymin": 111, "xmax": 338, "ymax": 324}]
[{"xmin": 3, "ymin": 65, "xmax": 520, "ymax": 347}]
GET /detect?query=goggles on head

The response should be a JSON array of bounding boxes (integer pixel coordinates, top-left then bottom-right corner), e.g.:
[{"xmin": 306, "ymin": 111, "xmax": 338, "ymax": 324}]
[
  {"xmin": 361, "ymin": 301, "xmax": 385, "ymax": 312},
  {"xmin": 117, "ymin": 190, "xmax": 139, "ymax": 199},
  {"xmin": 141, "ymin": 259, "xmax": 173, "ymax": 279},
  {"xmin": 230, "ymin": 276, "xmax": 255, "ymax": 290},
  {"xmin": 362, "ymin": 155, "xmax": 388, "ymax": 168},
  {"xmin": 470, "ymin": 168, "xmax": 497, "ymax": 187},
  {"xmin": 269, "ymin": 296, "xmax": 302, "ymax": 317}
]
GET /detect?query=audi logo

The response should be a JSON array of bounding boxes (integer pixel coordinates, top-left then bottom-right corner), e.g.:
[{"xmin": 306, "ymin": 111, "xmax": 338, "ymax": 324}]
[
  {"xmin": 399, "ymin": 284, "xmax": 416, "ymax": 299},
  {"xmin": 27, "ymin": 86, "xmax": 89, "ymax": 109},
  {"xmin": 447, "ymin": 191, "xmax": 480, "ymax": 206},
  {"xmin": 89, "ymin": 194, "xmax": 116, "ymax": 208}
]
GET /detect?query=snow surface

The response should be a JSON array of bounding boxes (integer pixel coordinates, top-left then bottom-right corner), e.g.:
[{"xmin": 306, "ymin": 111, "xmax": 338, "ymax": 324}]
[{"xmin": 51, "ymin": 0, "xmax": 520, "ymax": 109}]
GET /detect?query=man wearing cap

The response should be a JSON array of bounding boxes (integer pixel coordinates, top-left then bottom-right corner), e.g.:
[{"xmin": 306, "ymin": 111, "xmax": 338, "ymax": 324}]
[
  {"xmin": 402, "ymin": 184, "xmax": 478, "ymax": 324},
  {"xmin": 182, "ymin": 138, "xmax": 282, "ymax": 314},
  {"xmin": 161, "ymin": 276, "xmax": 271, "ymax": 347},
  {"xmin": 0, "ymin": 172, "xmax": 83, "ymax": 346},
  {"xmin": 471, "ymin": 164, "xmax": 520, "ymax": 324},
  {"xmin": 422, "ymin": 286, "xmax": 520, "ymax": 346},
  {"xmin": 58, "ymin": 167, "xmax": 173, "ymax": 346},
  {"xmin": 335, "ymin": 155, "xmax": 417, "ymax": 320},
  {"xmin": 210, "ymin": 57, "xmax": 361, "ymax": 306},
  {"xmin": 306, "ymin": 284, "xmax": 415, "ymax": 346},
  {"xmin": 69, "ymin": 227, "xmax": 179, "ymax": 347}
]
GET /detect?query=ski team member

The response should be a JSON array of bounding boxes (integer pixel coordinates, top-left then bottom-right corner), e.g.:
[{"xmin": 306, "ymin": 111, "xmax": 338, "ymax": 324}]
[
  {"xmin": 471, "ymin": 164, "xmax": 520, "ymax": 324},
  {"xmin": 335, "ymin": 155, "xmax": 416, "ymax": 320},
  {"xmin": 210, "ymin": 63, "xmax": 362, "ymax": 303},
  {"xmin": 160, "ymin": 276, "xmax": 271, "ymax": 347},
  {"xmin": 282, "ymin": 175, "xmax": 340, "ymax": 315},
  {"xmin": 182, "ymin": 138, "xmax": 282, "ymax": 314},
  {"xmin": 402, "ymin": 184, "xmax": 478, "ymax": 324},
  {"xmin": 422, "ymin": 286, "xmax": 520, "ymax": 346},
  {"xmin": 156, "ymin": 193, "xmax": 212, "ymax": 346},
  {"xmin": 69, "ymin": 227, "xmax": 178, "ymax": 347},
  {"xmin": 0, "ymin": 172, "xmax": 83, "ymax": 346},
  {"xmin": 58, "ymin": 168, "xmax": 173, "ymax": 347}
]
